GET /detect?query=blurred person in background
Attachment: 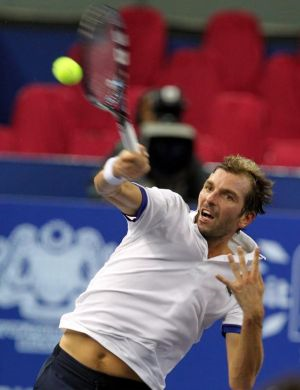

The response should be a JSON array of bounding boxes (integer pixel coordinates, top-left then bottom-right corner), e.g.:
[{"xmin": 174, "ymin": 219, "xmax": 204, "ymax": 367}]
[
  {"xmin": 136, "ymin": 85, "xmax": 208, "ymax": 204},
  {"xmin": 89, "ymin": 86, "xmax": 207, "ymax": 204}
]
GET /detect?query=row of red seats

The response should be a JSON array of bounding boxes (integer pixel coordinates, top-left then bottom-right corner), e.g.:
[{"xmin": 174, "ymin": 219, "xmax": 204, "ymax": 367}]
[
  {"xmin": 0, "ymin": 83, "xmax": 146, "ymax": 160},
  {"xmin": 152, "ymin": 10, "xmax": 300, "ymax": 166},
  {"xmin": 0, "ymin": 6, "xmax": 299, "ymax": 166}
]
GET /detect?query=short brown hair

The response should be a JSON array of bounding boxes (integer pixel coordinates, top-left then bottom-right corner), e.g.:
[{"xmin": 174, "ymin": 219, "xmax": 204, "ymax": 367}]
[{"xmin": 214, "ymin": 155, "xmax": 273, "ymax": 215}]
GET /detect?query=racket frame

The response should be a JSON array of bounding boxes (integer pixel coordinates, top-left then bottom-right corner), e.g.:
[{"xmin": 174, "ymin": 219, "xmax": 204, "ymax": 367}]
[{"xmin": 79, "ymin": 4, "xmax": 139, "ymax": 152}]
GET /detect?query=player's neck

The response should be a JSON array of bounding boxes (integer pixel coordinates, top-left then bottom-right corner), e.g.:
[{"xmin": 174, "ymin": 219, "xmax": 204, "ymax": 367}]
[{"xmin": 207, "ymin": 239, "xmax": 232, "ymax": 259}]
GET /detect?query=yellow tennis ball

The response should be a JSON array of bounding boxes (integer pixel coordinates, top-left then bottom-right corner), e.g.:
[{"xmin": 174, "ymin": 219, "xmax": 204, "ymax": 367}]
[{"xmin": 52, "ymin": 56, "xmax": 83, "ymax": 85}]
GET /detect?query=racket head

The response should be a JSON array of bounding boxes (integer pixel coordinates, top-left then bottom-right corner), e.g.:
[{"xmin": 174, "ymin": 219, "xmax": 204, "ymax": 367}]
[{"xmin": 78, "ymin": 4, "xmax": 130, "ymax": 120}]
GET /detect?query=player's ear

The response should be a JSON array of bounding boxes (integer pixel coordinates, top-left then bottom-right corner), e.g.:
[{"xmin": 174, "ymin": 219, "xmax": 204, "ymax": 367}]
[{"xmin": 238, "ymin": 211, "xmax": 255, "ymax": 230}]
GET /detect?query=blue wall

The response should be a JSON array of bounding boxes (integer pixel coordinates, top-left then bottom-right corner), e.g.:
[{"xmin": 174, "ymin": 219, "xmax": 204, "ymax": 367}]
[{"xmin": 1, "ymin": 156, "xmax": 299, "ymax": 210}]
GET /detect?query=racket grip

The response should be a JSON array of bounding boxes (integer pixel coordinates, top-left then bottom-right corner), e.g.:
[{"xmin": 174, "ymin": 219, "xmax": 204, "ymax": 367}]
[{"xmin": 119, "ymin": 121, "xmax": 139, "ymax": 152}]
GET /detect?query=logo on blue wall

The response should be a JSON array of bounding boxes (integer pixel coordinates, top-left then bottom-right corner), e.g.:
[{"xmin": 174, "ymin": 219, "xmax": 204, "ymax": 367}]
[{"xmin": 0, "ymin": 219, "xmax": 117, "ymax": 354}]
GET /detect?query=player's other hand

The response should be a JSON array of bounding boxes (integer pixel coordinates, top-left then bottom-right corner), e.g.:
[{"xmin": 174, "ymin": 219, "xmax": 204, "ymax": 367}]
[
  {"xmin": 216, "ymin": 247, "xmax": 265, "ymax": 321},
  {"xmin": 114, "ymin": 144, "xmax": 150, "ymax": 180}
]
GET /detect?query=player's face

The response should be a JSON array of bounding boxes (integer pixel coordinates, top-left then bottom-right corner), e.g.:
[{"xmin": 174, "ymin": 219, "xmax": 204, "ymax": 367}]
[{"xmin": 196, "ymin": 169, "xmax": 254, "ymax": 240}]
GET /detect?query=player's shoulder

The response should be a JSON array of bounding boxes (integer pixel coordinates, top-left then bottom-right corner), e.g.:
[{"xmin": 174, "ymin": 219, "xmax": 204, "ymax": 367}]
[{"xmin": 145, "ymin": 186, "xmax": 189, "ymax": 209}]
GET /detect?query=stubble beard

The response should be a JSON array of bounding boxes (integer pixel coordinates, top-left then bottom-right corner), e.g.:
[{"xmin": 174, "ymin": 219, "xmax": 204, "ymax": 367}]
[{"xmin": 195, "ymin": 210, "xmax": 234, "ymax": 242}]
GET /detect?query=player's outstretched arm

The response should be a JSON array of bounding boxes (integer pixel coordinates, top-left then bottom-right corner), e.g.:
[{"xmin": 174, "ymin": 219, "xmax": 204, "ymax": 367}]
[
  {"xmin": 94, "ymin": 145, "xmax": 150, "ymax": 216},
  {"xmin": 216, "ymin": 247, "xmax": 264, "ymax": 390}
]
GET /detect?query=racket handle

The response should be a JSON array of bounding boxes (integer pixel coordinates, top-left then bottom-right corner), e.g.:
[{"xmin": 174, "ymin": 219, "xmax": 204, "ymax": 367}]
[{"xmin": 119, "ymin": 121, "xmax": 139, "ymax": 152}]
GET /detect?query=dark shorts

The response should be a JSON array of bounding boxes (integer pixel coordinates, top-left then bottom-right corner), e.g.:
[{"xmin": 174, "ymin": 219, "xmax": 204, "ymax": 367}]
[{"xmin": 33, "ymin": 344, "xmax": 151, "ymax": 390}]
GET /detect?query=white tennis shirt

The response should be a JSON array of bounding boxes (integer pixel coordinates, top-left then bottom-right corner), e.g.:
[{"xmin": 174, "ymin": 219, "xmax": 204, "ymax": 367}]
[{"xmin": 60, "ymin": 186, "xmax": 259, "ymax": 390}]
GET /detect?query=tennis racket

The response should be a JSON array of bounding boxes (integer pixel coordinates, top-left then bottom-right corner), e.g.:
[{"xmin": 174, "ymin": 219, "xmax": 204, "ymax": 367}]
[{"xmin": 78, "ymin": 4, "xmax": 139, "ymax": 152}]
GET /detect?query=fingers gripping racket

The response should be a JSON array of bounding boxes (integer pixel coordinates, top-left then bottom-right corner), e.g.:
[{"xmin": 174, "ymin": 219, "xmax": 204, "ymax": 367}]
[{"xmin": 78, "ymin": 4, "xmax": 139, "ymax": 152}]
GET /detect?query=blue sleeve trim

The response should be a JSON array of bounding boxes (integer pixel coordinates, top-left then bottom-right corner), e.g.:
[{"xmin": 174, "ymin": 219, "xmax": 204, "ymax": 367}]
[
  {"xmin": 123, "ymin": 185, "xmax": 148, "ymax": 222},
  {"xmin": 222, "ymin": 324, "xmax": 242, "ymax": 338}
]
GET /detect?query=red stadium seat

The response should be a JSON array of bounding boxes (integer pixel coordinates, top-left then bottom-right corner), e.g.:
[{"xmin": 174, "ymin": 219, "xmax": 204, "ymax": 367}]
[
  {"xmin": 126, "ymin": 85, "xmax": 149, "ymax": 127},
  {"xmin": 199, "ymin": 91, "xmax": 268, "ymax": 163},
  {"xmin": 66, "ymin": 125, "xmax": 119, "ymax": 159},
  {"xmin": 66, "ymin": 84, "xmax": 147, "ymax": 158},
  {"xmin": 56, "ymin": 85, "xmax": 120, "ymax": 158},
  {"xmin": 11, "ymin": 83, "xmax": 120, "ymax": 158},
  {"xmin": 263, "ymin": 139, "xmax": 300, "ymax": 167},
  {"xmin": 120, "ymin": 5, "xmax": 167, "ymax": 86},
  {"xmin": 0, "ymin": 125, "xmax": 16, "ymax": 153},
  {"xmin": 154, "ymin": 48, "xmax": 223, "ymax": 133},
  {"xmin": 260, "ymin": 53, "xmax": 300, "ymax": 141},
  {"xmin": 12, "ymin": 84, "xmax": 69, "ymax": 155},
  {"xmin": 202, "ymin": 10, "xmax": 265, "ymax": 91}
]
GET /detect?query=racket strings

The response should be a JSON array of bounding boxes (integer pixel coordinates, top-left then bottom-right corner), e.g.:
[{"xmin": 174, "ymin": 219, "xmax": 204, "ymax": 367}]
[{"xmin": 79, "ymin": 5, "xmax": 130, "ymax": 118}]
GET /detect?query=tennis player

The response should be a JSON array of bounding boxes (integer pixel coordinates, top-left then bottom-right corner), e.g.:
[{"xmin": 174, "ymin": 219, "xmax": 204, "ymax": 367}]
[{"xmin": 34, "ymin": 147, "xmax": 273, "ymax": 390}]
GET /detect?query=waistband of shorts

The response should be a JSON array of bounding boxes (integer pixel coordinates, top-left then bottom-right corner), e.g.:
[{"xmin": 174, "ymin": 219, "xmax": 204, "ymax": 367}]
[{"xmin": 53, "ymin": 344, "xmax": 150, "ymax": 389}]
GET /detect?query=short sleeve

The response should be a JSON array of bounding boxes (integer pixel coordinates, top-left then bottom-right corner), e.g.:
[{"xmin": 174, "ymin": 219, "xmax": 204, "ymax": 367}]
[
  {"xmin": 126, "ymin": 186, "xmax": 189, "ymax": 236},
  {"xmin": 221, "ymin": 300, "xmax": 243, "ymax": 337},
  {"xmin": 123, "ymin": 185, "xmax": 148, "ymax": 222}
]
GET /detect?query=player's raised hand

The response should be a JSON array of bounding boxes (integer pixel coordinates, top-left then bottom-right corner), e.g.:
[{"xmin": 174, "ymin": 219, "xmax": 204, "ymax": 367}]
[
  {"xmin": 94, "ymin": 144, "xmax": 150, "ymax": 213},
  {"xmin": 216, "ymin": 247, "xmax": 265, "ymax": 320},
  {"xmin": 114, "ymin": 144, "xmax": 150, "ymax": 180}
]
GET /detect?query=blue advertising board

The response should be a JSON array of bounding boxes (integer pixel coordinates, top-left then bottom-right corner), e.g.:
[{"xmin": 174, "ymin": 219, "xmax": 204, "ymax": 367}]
[{"xmin": 0, "ymin": 197, "xmax": 299, "ymax": 389}]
